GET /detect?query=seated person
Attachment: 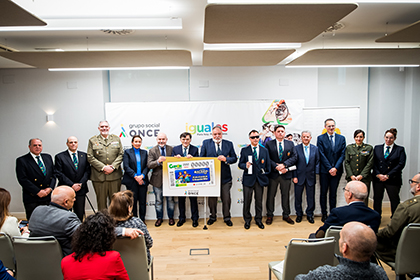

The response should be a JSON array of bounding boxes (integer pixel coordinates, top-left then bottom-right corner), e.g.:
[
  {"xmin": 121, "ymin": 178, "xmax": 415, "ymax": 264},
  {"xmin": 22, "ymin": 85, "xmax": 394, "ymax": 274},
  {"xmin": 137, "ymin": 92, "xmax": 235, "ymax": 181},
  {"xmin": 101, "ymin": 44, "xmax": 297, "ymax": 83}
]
[
  {"xmin": 29, "ymin": 186, "xmax": 142, "ymax": 256},
  {"xmin": 376, "ymin": 172, "xmax": 420, "ymax": 263},
  {"xmin": 296, "ymin": 222, "xmax": 388, "ymax": 280},
  {"xmin": 0, "ymin": 188, "xmax": 28, "ymax": 237},
  {"xmin": 61, "ymin": 211, "xmax": 129, "ymax": 280},
  {"xmin": 109, "ymin": 190, "xmax": 153, "ymax": 264},
  {"xmin": 314, "ymin": 181, "xmax": 380, "ymax": 238},
  {"xmin": 0, "ymin": 260, "xmax": 16, "ymax": 280}
]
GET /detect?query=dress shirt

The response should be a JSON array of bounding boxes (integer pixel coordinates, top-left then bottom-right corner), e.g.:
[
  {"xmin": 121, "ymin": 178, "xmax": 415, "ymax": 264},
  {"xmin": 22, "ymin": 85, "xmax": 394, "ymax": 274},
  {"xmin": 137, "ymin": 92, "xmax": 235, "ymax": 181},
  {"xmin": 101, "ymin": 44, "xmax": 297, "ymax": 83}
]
[
  {"xmin": 383, "ymin": 143, "xmax": 394, "ymax": 155},
  {"xmin": 67, "ymin": 150, "xmax": 78, "ymax": 162},
  {"xmin": 328, "ymin": 133, "xmax": 335, "ymax": 147},
  {"xmin": 212, "ymin": 139, "xmax": 223, "ymax": 152},
  {"xmin": 250, "ymin": 144, "xmax": 259, "ymax": 159},
  {"xmin": 30, "ymin": 152, "xmax": 45, "ymax": 166},
  {"xmin": 133, "ymin": 148, "xmax": 144, "ymax": 177},
  {"xmin": 182, "ymin": 145, "xmax": 189, "ymax": 156}
]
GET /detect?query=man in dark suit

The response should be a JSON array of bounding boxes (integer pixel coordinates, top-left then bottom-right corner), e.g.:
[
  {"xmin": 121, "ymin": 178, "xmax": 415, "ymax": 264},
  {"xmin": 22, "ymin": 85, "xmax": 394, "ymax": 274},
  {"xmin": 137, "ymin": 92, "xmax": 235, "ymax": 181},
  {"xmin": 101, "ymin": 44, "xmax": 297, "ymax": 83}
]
[
  {"xmin": 292, "ymin": 131, "xmax": 319, "ymax": 224},
  {"xmin": 265, "ymin": 125, "xmax": 297, "ymax": 225},
  {"xmin": 315, "ymin": 181, "xmax": 380, "ymax": 238},
  {"xmin": 55, "ymin": 136, "xmax": 91, "ymax": 222},
  {"xmin": 147, "ymin": 132, "xmax": 174, "ymax": 227},
  {"xmin": 238, "ymin": 130, "xmax": 271, "ymax": 229},
  {"xmin": 317, "ymin": 118, "xmax": 346, "ymax": 222},
  {"xmin": 200, "ymin": 125, "xmax": 237, "ymax": 227},
  {"xmin": 171, "ymin": 132, "xmax": 199, "ymax": 227},
  {"xmin": 16, "ymin": 138, "xmax": 56, "ymax": 220}
]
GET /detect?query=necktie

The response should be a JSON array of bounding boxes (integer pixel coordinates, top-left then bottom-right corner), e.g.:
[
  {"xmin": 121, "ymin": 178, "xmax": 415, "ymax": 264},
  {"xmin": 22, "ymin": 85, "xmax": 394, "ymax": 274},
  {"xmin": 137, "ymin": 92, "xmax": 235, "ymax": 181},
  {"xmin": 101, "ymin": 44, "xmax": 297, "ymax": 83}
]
[
  {"xmin": 253, "ymin": 146, "xmax": 258, "ymax": 161},
  {"xmin": 384, "ymin": 146, "xmax": 390, "ymax": 158},
  {"xmin": 304, "ymin": 146, "xmax": 309, "ymax": 164},
  {"xmin": 36, "ymin": 156, "xmax": 46, "ymax": 175},
  {"xmin": 72, "ymin": 153, "xmax": 78, "ymax": 169},
  {"xmin": 160, "ymin": 147, "xmax": 165, "ymax": 156},
  {"xmin": 278, "ymin": 143, "xmax": 283, "ymax": 161},
  {"xmin": 183, "ymin": 147, "xmax": 187, "ymax": 157},
  {"xmin": 217, "ymin": 143, "xmax": 221, "ymax": 156},
  {"xmin": 330, "ymin": 135, "xmax": 334, "ymax": 148}
]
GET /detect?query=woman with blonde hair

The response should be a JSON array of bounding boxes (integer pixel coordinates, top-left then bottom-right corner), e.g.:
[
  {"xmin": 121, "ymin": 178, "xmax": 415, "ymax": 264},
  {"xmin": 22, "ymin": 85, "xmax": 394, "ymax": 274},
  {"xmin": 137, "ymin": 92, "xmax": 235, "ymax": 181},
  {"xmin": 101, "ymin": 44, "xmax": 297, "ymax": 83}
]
[{"xmin": 109, "ymin": 190, "xmax": 153, "ymax": 264}]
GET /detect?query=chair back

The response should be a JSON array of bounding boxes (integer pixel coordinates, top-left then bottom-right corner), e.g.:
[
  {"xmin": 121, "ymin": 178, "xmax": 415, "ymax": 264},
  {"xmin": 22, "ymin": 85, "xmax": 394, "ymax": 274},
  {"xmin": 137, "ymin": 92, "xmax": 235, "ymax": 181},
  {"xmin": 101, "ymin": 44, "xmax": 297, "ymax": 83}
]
[
  {"xmin": 13, "ymin": 236, "xmax": 63, "ymax": 280},
  {"xmin": 394, "ymin": 223, "xmax": 420, "ymax": 275},
  {"xmin": 113, "ymin": 236, "xmax": 152, "ymax": 280},
  {"xmin": 325, "ymin": 225, "xmax": 343, "ymax": 265},
  {"xmin": 282, "ymin": 237, "xmax": 336, "ymax": 280},
  {"xmin": 0, "ymin": 232, "xmax": 15, "ymax": 271}
]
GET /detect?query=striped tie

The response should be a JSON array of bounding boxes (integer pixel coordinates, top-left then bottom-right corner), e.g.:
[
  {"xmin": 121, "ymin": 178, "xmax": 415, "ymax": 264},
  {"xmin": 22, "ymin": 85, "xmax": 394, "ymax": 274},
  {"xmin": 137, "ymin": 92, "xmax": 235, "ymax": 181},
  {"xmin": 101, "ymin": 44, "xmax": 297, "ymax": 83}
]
[
  {"xmin": 36, "ymin": 156, "xmax": 46, "ymax": 175},
  {"xmin": 278, "ymin": 143, "xmax": 283, "ymax": 161},
  {"xmin": 72, "ymin": 153, "xmax": 78, "ymax": 169},
  {"xmin": 253, "ymin": 146, "xmax": 258, "ymax": 161},
  {"xmin": 183, "ymin": 148, "xmax": 187, "ymax": 157},
  {"xmin": 384, "ymin": 146, "xmax": 390, "ymax": 159}
]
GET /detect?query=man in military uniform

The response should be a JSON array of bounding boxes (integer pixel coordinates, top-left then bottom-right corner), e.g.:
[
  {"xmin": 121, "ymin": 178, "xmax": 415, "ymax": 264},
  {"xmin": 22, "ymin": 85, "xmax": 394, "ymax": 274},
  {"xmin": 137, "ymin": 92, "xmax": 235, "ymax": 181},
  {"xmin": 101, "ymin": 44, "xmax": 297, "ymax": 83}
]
[
  {"xmin": 87, "ymin": 120, "xmax": 123, "ymax": 210},
  {"xmin": 376, "ymin": 172, "xmax": 420, "ymax": 263}
]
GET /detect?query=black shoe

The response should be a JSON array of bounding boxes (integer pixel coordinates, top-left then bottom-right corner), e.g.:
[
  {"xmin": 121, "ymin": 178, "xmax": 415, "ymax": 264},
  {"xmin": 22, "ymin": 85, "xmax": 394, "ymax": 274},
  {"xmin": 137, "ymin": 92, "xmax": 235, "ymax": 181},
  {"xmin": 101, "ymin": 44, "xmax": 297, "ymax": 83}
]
[
  {"xmin": 321, "ymin": 214, "xmax": 328, "ymax": 222},
  {"xmin": 207, "ymin": 218, "xmax": 216, "ymax": 225},
  {"xmin": 225, "ymin": 220, "xmax": 233, "ymax": 227},
  {"xmin": 244, "ymin": 222, "xmax": 250, "ymax": 229},
  {"xmin": 169, "ymin": 218, "xmax": 175, "ymax": 226},
  {"xmin": 256, "ymin": 221, "xmax": 265, "ymax": 229},
  {"xmin": 155, "ymin": 219, "xmax": 163, "ymax": 227},
  {"xmin": 177, "ymin": 219, "xmax": 185, "ymax": 227},
  {"xmin": 307, "ymin": 216, "xmax": 315, "ymax": 224},
  {"xmin": 192, "ymin": 220, "xmax": 198, "ymax": 227},
  {"xmin": 283, "ymin": 216, "xmax": 295, "ymax": 225},
  {"xmin": 296, "ymin": 216, "xmax": 302, "ymax": 223}
]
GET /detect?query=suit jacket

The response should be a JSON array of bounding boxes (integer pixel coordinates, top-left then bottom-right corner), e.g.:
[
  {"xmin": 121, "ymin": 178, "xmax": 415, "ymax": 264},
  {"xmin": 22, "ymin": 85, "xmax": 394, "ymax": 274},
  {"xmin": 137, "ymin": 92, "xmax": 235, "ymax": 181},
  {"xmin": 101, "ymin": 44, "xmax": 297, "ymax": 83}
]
[
  {"xmin": 61, "ymin": 251, "xmax": 129, "ymax": 280},
  {"xmin": 265, "ymin": 139, "xmax": 297, "ymax": 180},
  {"xmin": 199, "ymin": 139, "xmax": 237, "ymax": 184},
  {"xmin": 29, "ymin": 202, "xmax": 81, "ymax": 256},
  {"xmin": 55, "ymin": 150, "xmax": 91, "ymax": 196},
  {"xmin": 121, "ymin": 148, "xmax": 149, "ymax": 187},
  {"xmin": 317, "ymin": 133, "xmax": 346, "ymax": 174},
  {"xmin": 87, "ymin": 134, "xmax": 123, "ymax": 182},
  {"xmin": 316, "ymin": 201, "xmax": 381, "ymax": 236},
  {"xmin": 16, "ymin": 153, "xmax": 56, "ymax": 204},
  {"xmin": 372, "ymin": 144, "xmax": 406, "ymax": 186},
  {"xmin": 238, "ymin": 145, "xmax": 271, "ymax": 187},
  {"xmin": 147, "ymin": 145, "xmax": 173, "ymax": 188},
  {"xmin": 292, "ymin": 144, "xmax": 319, "ymax": 186},
  {"xmin": 171, "ymin": 144, "xmax": 199, "ymax": 157}
]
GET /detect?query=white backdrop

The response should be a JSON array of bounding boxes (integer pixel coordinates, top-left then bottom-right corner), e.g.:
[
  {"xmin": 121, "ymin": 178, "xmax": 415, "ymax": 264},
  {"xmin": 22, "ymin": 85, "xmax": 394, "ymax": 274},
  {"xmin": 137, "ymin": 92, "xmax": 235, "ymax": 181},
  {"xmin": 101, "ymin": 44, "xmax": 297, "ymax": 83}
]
[{"xmin": 106, "ymin": 101, "xmax": 359, "ymax": 221}]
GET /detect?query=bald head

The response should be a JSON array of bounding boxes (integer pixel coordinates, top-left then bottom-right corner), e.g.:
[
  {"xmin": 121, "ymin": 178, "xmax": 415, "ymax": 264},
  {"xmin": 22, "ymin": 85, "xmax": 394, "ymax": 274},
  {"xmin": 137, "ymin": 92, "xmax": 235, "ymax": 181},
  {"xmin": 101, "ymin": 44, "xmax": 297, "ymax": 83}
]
[
  {"xmin": 345, "ymin": 181, "xmax": 368, "ymax": 203},
  {"xmin": 410, "ymin": 173, "xmax": 420, "ymax": 196},
  {"xmin": 339, "ymin": 222, "xmax": 377, "ymax": 262},
  {"xmin": 51, "ymin": 186, "xmax": 76, "ymax": 210}
]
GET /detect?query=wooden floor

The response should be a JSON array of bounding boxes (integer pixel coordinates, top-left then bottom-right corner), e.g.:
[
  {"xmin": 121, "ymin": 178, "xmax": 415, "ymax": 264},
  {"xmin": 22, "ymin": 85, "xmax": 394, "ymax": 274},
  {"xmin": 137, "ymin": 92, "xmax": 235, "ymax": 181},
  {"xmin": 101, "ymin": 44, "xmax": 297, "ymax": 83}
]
[{"xmin": 147, "ymin": 212, "xmax": 396, "ymax": 280}]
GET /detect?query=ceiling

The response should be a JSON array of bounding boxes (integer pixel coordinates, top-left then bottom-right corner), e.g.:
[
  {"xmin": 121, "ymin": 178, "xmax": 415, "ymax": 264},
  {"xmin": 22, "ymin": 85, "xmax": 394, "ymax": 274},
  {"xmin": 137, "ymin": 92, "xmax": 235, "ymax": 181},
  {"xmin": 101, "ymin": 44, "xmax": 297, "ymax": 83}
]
[{"xmin": 0, "ymin": 0, "xmax": 420, "ymax": 69}]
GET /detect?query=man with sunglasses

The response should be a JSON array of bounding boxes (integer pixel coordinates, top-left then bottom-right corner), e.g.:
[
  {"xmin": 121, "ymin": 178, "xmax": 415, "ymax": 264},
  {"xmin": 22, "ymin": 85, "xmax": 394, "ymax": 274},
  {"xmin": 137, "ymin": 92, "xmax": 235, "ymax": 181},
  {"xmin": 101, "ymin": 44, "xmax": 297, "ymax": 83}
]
[
  {"xmin": 238, "ymin": 130, "xmax": 271, "ymax": 229},
  {"xmin": 376, "ymin": 173, "xmax": 420, "ymax": 263}
]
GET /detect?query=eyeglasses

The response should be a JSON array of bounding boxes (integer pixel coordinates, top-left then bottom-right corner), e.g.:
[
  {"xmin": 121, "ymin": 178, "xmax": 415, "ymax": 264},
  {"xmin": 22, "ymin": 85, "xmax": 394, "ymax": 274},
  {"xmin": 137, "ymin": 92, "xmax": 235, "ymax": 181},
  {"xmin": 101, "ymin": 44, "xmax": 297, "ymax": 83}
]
[
  {"xmin": 343, "ymin": 187, "xmax": 350, "ymax": 192},
  {"xmin": 409, "ymin": 179, "xmax": 419, "ymax": 184},
  {"xmin": 249, "ymin": 136, "xmax": 260, "ymax": 139}
]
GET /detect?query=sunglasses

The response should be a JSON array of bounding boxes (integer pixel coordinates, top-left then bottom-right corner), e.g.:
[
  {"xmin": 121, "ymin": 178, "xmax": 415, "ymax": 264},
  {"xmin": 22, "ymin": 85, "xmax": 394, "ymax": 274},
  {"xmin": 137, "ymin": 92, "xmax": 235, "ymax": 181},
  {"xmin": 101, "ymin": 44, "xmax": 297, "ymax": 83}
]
[{"xmin": 249, "ymin": 136, "xmax": 260, "ymax": 139}]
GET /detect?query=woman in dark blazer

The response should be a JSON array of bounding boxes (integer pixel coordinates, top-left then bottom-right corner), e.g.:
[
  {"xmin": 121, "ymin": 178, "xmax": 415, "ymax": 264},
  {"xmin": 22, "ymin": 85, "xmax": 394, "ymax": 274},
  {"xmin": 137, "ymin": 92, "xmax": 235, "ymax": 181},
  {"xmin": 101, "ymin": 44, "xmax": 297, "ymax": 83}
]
[
  {"xmin": 372, "ymin": 128, "xmax": 406, "ymax": 217},
  {"xmin": 122, "ymin": 135, "xmax": 149, "ymax": 222}
]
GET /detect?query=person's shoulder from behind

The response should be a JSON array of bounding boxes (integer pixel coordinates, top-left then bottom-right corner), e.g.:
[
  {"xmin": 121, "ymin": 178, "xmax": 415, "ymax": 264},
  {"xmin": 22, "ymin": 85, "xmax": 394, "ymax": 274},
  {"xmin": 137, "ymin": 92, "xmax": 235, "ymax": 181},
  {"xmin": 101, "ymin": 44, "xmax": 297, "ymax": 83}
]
[
  {"xmin": 295, "ymin": 264, "xmax": 336, "ymax": 280},
  {"xmin": 370, "ymin": 262, "xmax": 389, "ymax": 280},
  {"xmin": 401, "ymin": 195, "xmax": 420, "ymax": 209}
]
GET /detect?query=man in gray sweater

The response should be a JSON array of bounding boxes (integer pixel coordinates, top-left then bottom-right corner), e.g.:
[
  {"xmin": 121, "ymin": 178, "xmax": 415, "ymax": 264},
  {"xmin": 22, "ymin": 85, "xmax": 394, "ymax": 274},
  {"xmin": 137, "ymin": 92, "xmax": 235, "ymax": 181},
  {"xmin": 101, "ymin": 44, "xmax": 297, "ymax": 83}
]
[{"xmin": 296, "ymin": 222, "xmax": 388, "ymax": 280}]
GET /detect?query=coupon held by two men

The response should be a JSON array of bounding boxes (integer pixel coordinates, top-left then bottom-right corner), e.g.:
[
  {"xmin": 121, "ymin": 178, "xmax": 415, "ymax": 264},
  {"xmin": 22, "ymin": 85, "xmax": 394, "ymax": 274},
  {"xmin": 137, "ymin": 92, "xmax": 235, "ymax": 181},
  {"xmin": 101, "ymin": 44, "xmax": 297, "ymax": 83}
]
[{"xmin": 162, "ymin": 157, "xmax": 221, "ymax": 197}]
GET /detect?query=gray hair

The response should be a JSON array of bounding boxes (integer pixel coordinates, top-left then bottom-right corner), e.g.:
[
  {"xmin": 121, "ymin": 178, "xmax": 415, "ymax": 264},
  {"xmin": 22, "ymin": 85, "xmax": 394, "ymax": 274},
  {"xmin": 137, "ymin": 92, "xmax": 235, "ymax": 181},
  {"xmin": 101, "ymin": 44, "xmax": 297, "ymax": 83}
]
[
  {"xmin": 29, "ymin": 138, "xmax": 42, "ymax": 145},
  {"xmin": 301, "ymin": 130, "xmax": 312, "ymax": 136},
  {"xmin": 98, "ymin": 120, "xmax": 109, "ymax": 126}
]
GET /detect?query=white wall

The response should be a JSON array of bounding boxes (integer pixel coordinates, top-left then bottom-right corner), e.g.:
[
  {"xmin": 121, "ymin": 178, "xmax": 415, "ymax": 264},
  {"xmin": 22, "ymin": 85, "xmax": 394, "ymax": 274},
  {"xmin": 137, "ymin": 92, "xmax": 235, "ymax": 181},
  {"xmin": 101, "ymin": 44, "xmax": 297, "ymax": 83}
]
[{"xmin": 0, "ymin": 69, "xmax": 106, "ymax": 212}]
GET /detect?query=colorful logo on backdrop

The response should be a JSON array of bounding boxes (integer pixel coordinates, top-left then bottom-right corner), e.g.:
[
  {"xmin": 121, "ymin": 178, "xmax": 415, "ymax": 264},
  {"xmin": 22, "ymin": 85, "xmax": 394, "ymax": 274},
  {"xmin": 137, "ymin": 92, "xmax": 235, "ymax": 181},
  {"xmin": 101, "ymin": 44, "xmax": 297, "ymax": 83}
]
[
  {"xmin": 119, "ymin": 123, "xmax": 161, "ymax": 139},
  {"xmin": 185, "ymin": 122, "xmax": 228, "ymax": 136},
  {"xmin": 262, "ymin": 99, "xmax": 292, "ymax": 125}
]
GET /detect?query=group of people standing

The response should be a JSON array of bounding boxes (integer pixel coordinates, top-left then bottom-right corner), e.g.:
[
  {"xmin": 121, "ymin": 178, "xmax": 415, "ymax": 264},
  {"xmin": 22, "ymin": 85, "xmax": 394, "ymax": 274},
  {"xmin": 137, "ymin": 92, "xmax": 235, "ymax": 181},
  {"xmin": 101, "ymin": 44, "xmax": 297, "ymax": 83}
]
[{"xmin": 14, "ymin": 118, "xmax": 406, "ymax": 231}]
